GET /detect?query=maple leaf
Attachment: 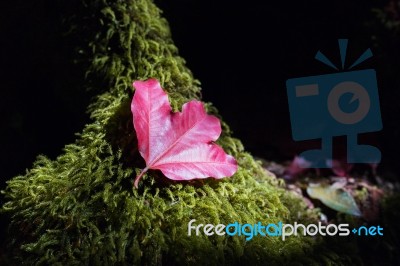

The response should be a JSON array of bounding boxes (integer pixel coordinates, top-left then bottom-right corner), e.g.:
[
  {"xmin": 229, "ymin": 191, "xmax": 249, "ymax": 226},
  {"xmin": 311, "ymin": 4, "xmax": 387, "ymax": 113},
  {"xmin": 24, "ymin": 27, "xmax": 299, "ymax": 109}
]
[{"xmin": 131, "ymin": 79, "xmax": 238, "ymax": 188}]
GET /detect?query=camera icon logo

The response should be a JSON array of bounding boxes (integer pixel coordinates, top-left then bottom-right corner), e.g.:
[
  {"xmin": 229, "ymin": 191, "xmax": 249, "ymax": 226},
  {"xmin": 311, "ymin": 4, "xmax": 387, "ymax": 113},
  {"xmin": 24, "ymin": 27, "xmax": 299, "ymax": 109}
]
[{"xmin": 286, "ymin": 39, "xmax": 382, "ymax": 168}]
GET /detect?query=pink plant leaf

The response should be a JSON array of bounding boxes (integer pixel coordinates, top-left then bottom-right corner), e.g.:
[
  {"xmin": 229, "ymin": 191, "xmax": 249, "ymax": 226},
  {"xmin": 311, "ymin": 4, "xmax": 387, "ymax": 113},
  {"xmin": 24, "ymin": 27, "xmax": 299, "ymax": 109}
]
[
  {"xmin": 326, "ymin": 158, "xmax": 353, "ymax": 177},
  {"xmin": 131, "ymin": 79, "xmax": 238, "ymax": 188},
  {"xmin": 284, "ymin": 156, "xmax": 311, "ymax": 180}
]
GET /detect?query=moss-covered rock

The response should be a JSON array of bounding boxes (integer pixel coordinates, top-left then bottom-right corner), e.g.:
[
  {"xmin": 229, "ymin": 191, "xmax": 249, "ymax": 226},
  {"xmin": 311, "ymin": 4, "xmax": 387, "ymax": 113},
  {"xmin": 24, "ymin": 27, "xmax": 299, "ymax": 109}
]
[{"xmin": 1, "ymin": 0, "xmax": 357, "ymax": 264}]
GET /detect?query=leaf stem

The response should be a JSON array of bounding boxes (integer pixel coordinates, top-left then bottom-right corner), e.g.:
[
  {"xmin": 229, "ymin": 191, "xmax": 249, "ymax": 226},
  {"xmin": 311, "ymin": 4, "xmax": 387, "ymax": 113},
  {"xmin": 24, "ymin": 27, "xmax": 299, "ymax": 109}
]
[{"xmin": 134, "ymin": 167, "xmax": 148, "ymax": 188}]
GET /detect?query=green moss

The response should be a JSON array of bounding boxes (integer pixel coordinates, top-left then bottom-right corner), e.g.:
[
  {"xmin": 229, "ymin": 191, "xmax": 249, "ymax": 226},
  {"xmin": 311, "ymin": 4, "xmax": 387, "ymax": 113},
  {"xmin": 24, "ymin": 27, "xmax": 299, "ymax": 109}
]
[{"xmin": 1, "ymin": 0, "xmax": 356, "ymax": 264}]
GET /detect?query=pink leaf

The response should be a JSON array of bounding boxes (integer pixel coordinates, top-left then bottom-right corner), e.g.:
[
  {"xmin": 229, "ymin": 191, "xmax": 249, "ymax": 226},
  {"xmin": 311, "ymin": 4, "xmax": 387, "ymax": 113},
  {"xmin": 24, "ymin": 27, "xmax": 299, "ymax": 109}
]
[
  {"xmin": 131, "ymin": 79, "xmax": 238, "ymax": 188},
  {"xmin": 284, "ymin": 156, "xmax": 311, "ymax": 180},
  {"xmin": 326, "ymin": 159, "xmax": 353, "ymax": 177}
]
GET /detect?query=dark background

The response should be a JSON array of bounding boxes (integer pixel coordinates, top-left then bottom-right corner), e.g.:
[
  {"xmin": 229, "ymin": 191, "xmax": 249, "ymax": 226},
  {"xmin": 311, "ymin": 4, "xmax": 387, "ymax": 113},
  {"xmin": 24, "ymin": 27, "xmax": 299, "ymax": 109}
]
[{"xmin": 1, "ymin": 0, "xmax": 399, "ymax": 194}]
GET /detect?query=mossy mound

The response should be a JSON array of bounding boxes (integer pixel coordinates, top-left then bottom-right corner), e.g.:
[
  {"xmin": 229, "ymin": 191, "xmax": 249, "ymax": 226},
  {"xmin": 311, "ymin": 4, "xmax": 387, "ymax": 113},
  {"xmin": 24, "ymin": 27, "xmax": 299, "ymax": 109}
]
[{"xmin": 1, "ymin": 0, "xmax": 357, "ymax": 264}]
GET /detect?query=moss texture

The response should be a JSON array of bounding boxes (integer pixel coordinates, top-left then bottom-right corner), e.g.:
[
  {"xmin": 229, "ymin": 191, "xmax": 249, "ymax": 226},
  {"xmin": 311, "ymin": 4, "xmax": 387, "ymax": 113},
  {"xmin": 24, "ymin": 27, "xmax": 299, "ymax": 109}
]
[{"xmin": 2, "ymin": 0, "xmax": 357, "ymax": 265}]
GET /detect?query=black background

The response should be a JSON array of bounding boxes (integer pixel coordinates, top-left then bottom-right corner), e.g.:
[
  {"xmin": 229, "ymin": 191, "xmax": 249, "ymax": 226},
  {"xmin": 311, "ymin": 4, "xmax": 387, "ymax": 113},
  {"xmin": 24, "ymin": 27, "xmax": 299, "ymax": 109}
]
[{"xmin": 1, "ymin": 0, "xmax": 399, "ymax": 193}]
